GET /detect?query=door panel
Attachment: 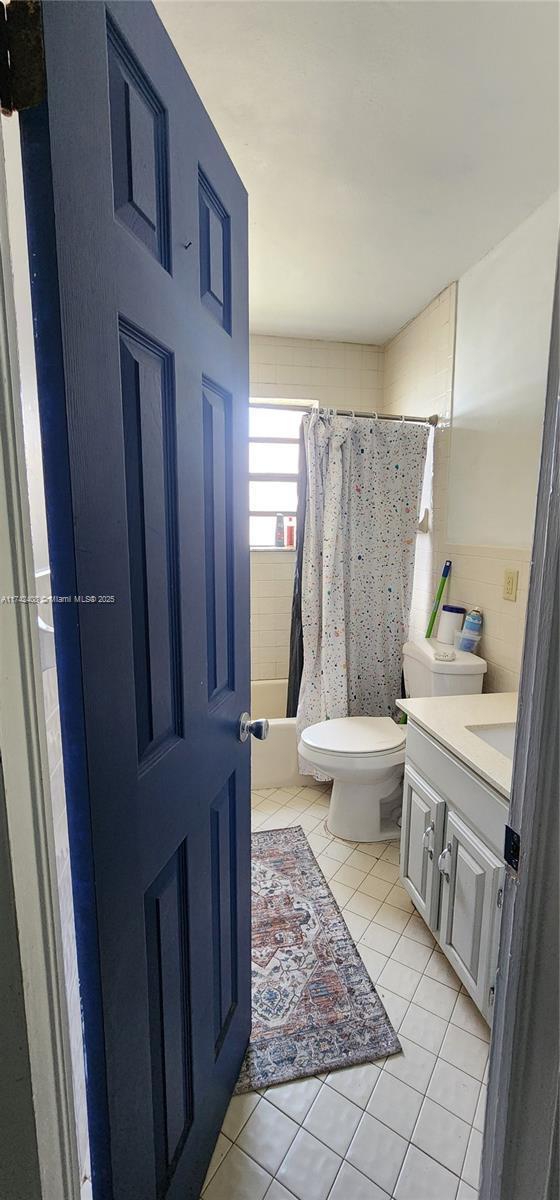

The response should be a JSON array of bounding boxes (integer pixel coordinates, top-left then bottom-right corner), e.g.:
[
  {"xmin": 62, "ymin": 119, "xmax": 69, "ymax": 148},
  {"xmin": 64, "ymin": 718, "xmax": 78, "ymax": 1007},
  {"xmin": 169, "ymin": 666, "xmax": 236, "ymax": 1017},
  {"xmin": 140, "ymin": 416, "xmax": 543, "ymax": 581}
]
[
  {"xmin": 439, "ymin": 810, "xmax": 504, "ymax": 1016},
  {"xmin": 400, "ymin": 765, "xmax": 445, "ymax": 929},
  {"xmin": 19, "ymin": 4, "xmax": 250, "ymax": 1198}
]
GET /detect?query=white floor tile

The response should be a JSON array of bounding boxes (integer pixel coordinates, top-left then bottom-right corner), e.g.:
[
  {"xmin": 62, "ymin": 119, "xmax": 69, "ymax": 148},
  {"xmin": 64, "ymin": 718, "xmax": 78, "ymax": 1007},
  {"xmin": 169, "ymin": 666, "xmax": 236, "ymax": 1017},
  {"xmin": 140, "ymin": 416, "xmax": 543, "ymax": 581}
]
[
  {"xmin": 265, "ymin": 1076, "xmax": 322, "ymax": 1123},
  {"xmin": 413, "ymin": 974, "xmax": 457, "ymax": 1021},
  {"xmin": 367, "ymin": 1072, "xmax": 423, "ymax": 1139},
  {"xmin": 375, "ymin": 985, "xmax": 409, "ymax": 1031},
  {"xmin": 369, "ymin": 858, "xmax": 400, "ymax": 884},
  {"xmin": 371, "ymin": 903, "xmax": 410, "ymax": 934},
  {"xmin": 330, "ymin": 881, "xmax": 355, "ymax": 907},
  {"xmin": 427, "ymin": 1060, "xmax": 481, "ymax": 1124},
  {"xmin": 316, "ymin": 854, "xmax": 340, "ymax": 881},
  {"xmin": 202, "ymin": 1133, "xmax": 232, "ymax": 1189},
  {"xmin": 450, "ymin": 993, "xmax": 491, "ymax": 1042},
  {"xmin": 358, "ymin": 875, "xmax": 393, "ymax": 903},
  {"xmin": 328, "ymin": 1160, "xmax": 391, "ymax": 1200},
  {"xmin": 333, "ymin": 864, "xmax": 368, "ymax": 890},
  {"xmin": 439, "ymin": 1026, "xmax": 488, "ymax": 1082},
  {"xmin": 394, "ymin": 1144, "xmax": 460, "ymax": 1200},
  {"xmin": 237, "ymin": 1097, "xmax": 298, "ymax": 1174},
  {"xmin": 412, "ymin": 1096, "xmax": 470, "ymax": 1176},
  {"xmin": 383, "ymin": 1036, "xmax": 437, "ymax": 1094},
  {"xmin": 462, "ymin": 1128, "xmax": 483, "ymax": 1189},
  {"xmin": 304, "ymin": 1085, "xmax": 362, "ymax": 1156},
  {"xmin": 403, "ymin": 915, "xmax": 436, "ymax": 947},
  {"xmin": 264, "ymin": 1182, "xmax": 299, "ymax": 1200},
  {"xmin": 308, "ymin": 832, "xmax": 333, "ymax": 856},
  {"xmin": 473, "ymin": 1083, "xmax": 486, "ymax": 1133},
  {"xmin": 359, "ymin": 921, "xmax": 400, "ymax": 957},
  {"xmin": 326, "ymin": 1062, "xmax": 381, "ymax": 1108},
  {"xmin": 347, "ymin": 848, "xmax": 379, "ymax": 872},
  {"xmin": 222, "ymin": 1092, "xmax": 261, "ymax": 1140},
  {"xmin": 385, "ymin": 885, "xmax": 414, "ymax": 913},
  {"xmin": 380, "ymin": 841, "xmax": 400, "ymax": 864},
  {"xmin": 344, "ymin": 911, "xmax": 370, "ymax": 941},
  {"xmin": 277, "ymin": 1128, "xmax": 341, "ymax": 1200},
  {"xmin": 391, "ymin": 935, "xmax": 432, "ymax": 973},
  {"xmin": 324, "ymin": 840, "xmax": 355, "ymax": 864},
  {"xmin": 357, "ymin": 944, "xmax": 388, "ymax": 983},
  {"xmin": 424, "ymin": 951, "xmax": 461, "ymax": 990},
  {"xmin": 203, "ymin": 1145, "xmax": 272, "ymax": 1200},
  {"xmin": 457, "ymin": 1180, "xmax": 478, "ymax": 1200},
  {"xmin": 399, "ymin": 1003, "xmax": 448, "ymax": 1054},
  {"xmin": 377, "ymin": 959, "xmax": 422, "ymax": 1001},
  {"xmin": 347, "ymin": 1112, "xmax": 408, "ymax": 1193},
  {"xmin": 353, "ymin": 841, "xmax": 382, "ymax": 857},
  {"xmin": 344, "ymin": 892, "xmax": 383, "ymax": 921}
]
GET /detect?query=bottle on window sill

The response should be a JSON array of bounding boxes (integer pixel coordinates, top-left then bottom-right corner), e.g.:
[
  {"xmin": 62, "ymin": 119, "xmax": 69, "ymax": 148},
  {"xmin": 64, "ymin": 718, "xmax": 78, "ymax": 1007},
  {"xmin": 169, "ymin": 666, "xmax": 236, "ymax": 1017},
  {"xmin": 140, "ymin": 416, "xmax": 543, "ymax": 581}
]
[
  {"xmin": 285, "ymin": 516, "xmax": 296, "ymax": 548},
  {"xmin": 275, "ymin": 513, "xmax": 285, "ymax": 548}
]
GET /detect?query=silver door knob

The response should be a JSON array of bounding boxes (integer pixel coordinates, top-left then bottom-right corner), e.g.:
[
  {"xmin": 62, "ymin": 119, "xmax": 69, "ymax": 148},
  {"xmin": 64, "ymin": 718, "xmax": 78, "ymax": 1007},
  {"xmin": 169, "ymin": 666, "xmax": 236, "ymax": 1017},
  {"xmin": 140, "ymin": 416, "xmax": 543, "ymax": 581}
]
[
  {"xmin": 239, "ymin": 713, "xmax": 270, "ymax": 743},
  {"xmin": 422, "ymin": 820, "xmax": 435, "ymax": 859},
  {"xmin": 438, "ymin": 844, "xmax": 452, "ymax": 880}
]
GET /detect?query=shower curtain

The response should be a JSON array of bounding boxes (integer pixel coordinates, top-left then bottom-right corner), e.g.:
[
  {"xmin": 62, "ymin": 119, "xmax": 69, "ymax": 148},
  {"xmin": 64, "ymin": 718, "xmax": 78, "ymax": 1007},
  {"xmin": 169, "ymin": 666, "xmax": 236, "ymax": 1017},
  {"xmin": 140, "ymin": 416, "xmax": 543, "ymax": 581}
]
[{"xmin": 296, "ymin": 410, "xmax": 428, "ymax": 772}]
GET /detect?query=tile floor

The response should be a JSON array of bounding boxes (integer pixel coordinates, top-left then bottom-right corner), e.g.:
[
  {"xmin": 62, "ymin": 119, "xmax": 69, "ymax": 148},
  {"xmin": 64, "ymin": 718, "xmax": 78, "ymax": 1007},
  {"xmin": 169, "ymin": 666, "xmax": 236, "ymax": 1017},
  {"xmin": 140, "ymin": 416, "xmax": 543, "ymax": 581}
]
[{"xmin": 201, "ymin": 784, "xmax": 490, "ymax": 1200}]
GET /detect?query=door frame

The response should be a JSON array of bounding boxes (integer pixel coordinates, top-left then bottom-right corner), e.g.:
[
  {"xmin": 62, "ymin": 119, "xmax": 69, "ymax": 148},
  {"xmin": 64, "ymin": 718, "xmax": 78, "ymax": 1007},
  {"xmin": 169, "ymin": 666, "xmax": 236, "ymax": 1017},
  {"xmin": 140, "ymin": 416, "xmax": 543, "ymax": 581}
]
[
  {"xmin": 0, "ymin": 120, "xmax": 80, "ymax": 1200},
  {"xmin": 480, "ymin": 254, "xmax": 559, "ymax": 1200}
]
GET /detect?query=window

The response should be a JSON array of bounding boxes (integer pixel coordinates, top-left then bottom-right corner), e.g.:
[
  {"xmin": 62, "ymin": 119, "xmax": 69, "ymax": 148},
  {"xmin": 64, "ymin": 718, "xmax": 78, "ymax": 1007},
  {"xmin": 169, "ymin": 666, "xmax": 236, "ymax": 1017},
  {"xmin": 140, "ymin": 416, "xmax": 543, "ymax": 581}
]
[{"xmin": 249, "ymin": 403, "xmax": 303, "ymax": 547}]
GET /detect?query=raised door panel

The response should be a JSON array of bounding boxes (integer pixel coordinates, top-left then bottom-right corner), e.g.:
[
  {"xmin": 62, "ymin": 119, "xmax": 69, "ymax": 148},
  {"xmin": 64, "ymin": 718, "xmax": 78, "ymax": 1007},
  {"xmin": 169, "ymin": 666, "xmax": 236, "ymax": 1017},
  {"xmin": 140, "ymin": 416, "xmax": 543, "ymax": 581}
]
[
  {"xmin": 400, "ymin": 765, "xmax": 445, "ymax": 929},
  {"xmin": 438, "ymin": 809, "xmax": 504, "ymax": 1017}
]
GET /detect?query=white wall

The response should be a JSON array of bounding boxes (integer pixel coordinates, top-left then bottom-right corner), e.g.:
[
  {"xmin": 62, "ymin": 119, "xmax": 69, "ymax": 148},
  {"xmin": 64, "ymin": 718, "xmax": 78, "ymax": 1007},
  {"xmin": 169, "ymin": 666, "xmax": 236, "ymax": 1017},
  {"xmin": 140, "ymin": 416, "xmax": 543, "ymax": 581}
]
[
  {"xmin": 382, "ymin": 285, "xmax": 457, "ymax": 645},
  {"xmin": 448, "ymin": 193, "xmax": 558, "ymax": 547},
  {"xmin": 1, "ymin": 116, "xmax": 90, "ymax": 1184}
]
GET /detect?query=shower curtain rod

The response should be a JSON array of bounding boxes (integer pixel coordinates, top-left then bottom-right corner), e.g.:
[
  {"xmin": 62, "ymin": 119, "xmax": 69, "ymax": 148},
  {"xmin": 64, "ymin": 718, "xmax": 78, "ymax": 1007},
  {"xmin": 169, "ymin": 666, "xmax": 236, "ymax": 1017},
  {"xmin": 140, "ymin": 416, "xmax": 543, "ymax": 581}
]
[{"xmin": 250, "ymin": 401, "xmax": 438, "ymax": 426}]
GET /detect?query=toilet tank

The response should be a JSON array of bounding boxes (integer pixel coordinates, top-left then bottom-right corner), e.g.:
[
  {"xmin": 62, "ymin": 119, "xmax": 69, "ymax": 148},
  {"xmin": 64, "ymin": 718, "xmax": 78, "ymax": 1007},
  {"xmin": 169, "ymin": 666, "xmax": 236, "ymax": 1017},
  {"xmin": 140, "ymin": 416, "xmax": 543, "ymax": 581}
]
[{"xmin": 403, "ymin": 637, "xmax": 487, "ymax": 697}]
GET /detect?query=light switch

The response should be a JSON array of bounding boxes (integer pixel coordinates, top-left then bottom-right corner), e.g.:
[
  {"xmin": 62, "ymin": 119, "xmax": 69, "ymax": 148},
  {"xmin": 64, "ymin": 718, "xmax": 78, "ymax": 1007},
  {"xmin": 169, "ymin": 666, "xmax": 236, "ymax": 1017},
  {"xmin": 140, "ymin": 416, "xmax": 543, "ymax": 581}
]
[{"xmin": 503, "ymin": 568, "xmax": 519, "ymax": 602}]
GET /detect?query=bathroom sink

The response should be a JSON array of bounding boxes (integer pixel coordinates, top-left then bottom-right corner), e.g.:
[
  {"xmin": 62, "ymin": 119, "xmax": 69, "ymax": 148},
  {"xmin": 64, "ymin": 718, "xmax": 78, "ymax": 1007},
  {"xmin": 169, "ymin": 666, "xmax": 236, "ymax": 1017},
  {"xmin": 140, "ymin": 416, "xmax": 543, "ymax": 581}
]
[{"xmin": 467, "ymin": 722, "xmax": 516, "ymax": 760}]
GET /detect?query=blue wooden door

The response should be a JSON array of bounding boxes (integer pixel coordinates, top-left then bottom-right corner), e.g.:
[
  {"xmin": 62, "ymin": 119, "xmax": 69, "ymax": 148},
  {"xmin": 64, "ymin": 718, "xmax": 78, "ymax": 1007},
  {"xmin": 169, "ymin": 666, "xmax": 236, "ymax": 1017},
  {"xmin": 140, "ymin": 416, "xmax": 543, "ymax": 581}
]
[{"xmin": 20, "ymin": 4, "xmax": 250, "ymax": 1197}]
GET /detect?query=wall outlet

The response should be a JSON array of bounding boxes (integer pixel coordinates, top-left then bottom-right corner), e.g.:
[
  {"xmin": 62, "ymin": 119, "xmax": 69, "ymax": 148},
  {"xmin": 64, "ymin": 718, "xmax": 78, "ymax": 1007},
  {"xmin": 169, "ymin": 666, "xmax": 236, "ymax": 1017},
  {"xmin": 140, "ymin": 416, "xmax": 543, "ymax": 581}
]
[{"xmin": 503, "ymin": 568, "xmax": 519, "ymax": 602}]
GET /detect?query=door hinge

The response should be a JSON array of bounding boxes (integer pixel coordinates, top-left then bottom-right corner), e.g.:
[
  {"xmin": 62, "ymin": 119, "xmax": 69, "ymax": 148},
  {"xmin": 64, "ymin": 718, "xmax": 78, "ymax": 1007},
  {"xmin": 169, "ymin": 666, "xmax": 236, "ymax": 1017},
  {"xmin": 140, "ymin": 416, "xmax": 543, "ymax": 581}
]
[
  {"xmin": 488, "ymin": 983, "xmax": 495, "ymax": 1008},
  {"xmin": 496, "ymin": 887, "xmax": 504, "ymax": 909},
  {"xmin": 504, "ymin": 823, "xmax": 520, "ymax": 878},
  {"xmin": 0, "ymin": 1, "xmax": 44, "ymax": 116}
]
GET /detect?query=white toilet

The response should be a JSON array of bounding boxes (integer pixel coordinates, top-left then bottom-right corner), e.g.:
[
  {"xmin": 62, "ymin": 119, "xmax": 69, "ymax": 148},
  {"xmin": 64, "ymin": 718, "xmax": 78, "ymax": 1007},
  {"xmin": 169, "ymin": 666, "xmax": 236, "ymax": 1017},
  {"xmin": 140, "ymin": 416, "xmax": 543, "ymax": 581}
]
[{"xmin": 298, "ymin": 637, "xmax": 487, "ymax": 843}]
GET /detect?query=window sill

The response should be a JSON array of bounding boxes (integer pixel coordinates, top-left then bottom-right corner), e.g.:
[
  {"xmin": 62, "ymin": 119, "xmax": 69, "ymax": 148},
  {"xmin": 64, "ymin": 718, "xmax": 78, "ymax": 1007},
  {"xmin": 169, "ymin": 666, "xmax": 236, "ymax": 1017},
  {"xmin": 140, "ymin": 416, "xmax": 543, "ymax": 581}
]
[{"xmin": 250, "ymin": 546, "xmax": 297, "ymax": 554}]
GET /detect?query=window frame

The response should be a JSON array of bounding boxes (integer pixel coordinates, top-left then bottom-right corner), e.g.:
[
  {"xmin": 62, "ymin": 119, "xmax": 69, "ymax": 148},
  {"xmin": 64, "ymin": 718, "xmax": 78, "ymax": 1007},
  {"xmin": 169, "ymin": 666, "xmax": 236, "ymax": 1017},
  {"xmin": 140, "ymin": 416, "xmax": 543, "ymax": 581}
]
[{"xmin": 249, "ymin": 401, "xmax": 306, "ymax": 549}]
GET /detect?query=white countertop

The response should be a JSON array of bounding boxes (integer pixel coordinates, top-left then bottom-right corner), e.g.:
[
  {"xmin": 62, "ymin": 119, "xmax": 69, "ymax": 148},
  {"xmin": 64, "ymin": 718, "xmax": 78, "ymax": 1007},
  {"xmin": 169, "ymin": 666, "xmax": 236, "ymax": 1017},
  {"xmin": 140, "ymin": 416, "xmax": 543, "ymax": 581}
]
[{"xmin": 396, "ymin": 692, "xmax": 518, "ymax": 800}]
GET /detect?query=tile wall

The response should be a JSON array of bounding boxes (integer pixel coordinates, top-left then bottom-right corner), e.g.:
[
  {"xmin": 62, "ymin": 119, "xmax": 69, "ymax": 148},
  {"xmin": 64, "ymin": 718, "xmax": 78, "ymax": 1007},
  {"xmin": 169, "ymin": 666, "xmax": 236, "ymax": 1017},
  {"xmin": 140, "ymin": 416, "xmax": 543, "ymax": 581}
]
[{"xmin": 250, "ymin": 550, "xmax": 296, "ymax": 682}]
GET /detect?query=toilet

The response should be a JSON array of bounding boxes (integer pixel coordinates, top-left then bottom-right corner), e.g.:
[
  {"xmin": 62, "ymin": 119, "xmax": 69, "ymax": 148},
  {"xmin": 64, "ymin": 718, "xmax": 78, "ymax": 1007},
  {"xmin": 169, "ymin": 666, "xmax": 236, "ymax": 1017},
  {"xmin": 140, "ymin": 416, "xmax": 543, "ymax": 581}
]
[{"xmin": 298, "ymin": 637, "xmax": 487, "ymax": 843}]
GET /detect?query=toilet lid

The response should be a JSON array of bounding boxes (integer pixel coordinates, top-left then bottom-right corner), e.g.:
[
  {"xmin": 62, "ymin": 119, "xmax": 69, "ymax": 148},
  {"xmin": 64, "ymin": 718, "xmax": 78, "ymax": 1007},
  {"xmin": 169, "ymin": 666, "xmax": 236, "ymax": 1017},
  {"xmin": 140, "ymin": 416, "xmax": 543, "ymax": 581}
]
[{"xmin": 300, "ymin": 716, "xmax": 406, "ymax": 757}]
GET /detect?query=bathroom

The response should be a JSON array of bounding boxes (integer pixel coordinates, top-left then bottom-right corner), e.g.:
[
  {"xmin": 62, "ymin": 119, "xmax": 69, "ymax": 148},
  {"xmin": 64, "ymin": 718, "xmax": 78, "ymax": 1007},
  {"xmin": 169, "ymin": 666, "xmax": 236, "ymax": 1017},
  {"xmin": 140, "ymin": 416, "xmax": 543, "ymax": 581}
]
[{"xmin": 0, "ymin": 4, "xmax": 557, "ymax": 1200}]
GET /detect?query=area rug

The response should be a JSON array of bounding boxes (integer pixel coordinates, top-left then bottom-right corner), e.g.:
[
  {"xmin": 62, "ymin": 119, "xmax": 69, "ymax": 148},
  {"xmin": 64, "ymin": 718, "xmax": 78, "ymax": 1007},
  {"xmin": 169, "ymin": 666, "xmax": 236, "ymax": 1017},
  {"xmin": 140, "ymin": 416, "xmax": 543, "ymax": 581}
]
[{"xmin": 235, "ymin": 825, "xmax": 401, "ymax": 1093}]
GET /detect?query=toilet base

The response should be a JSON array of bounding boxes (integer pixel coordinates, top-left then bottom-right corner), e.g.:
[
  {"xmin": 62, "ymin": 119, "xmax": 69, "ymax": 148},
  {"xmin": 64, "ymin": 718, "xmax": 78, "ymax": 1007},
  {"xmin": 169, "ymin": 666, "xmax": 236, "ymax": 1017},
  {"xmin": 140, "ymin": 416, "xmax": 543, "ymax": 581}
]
[{"xmin": 327, "ymin": 776, "xmax": 403, "ymax": 843}]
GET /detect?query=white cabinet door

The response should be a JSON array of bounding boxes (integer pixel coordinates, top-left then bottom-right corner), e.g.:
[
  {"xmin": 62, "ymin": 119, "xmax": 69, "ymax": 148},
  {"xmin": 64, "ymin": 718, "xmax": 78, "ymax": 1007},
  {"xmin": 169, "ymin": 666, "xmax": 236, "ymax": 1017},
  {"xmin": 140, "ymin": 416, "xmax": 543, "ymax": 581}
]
[
  {"xmin": 438, "ymin": 809, "xmax": 504, "ymax": 1017},
  {"xmin": 400, "ymin": 766, "xmax": 445, "ymax": 929}
]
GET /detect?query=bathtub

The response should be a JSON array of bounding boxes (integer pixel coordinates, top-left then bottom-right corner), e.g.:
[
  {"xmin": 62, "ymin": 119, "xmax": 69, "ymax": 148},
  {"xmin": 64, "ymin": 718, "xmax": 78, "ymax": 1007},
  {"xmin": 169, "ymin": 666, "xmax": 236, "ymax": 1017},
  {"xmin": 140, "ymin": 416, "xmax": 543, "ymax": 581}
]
[{"xmin": 250, "ymin": 678, "xmax": 316, "ymax": 791}]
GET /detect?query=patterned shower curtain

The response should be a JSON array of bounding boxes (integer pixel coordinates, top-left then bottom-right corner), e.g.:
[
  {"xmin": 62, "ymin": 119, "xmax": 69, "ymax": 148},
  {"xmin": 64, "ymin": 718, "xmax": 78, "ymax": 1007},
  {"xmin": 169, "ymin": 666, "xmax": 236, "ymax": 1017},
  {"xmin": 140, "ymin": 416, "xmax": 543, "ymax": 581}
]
[{"xmin": 296, "ymin": 410, "xmax": 428, "ymax": 773}]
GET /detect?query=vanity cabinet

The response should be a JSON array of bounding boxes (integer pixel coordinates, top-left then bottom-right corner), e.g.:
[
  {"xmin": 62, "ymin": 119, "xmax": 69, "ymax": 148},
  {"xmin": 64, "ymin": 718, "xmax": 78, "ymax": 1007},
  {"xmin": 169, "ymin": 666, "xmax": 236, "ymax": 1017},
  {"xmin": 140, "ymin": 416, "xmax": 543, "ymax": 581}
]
[
  {"xmin": 400, "ymin": 723, "xmax": 507, "ymax": 1023},
  {"xmin": 438, "ymin": 810, "xmax": 503, "ymax": 1014},
  {"xmin": 400, "ymin": 767, "xmax": 445, "ymax": 930}
]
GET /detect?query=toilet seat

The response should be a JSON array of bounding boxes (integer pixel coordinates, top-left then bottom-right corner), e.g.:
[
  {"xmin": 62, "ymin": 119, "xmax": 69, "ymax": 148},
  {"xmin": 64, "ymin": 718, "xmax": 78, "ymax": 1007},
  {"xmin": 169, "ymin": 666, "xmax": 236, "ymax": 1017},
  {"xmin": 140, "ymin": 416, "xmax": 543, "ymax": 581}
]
[{"xmin": 300, "ymin": 715, "xmax": 406, "ymax": 758}]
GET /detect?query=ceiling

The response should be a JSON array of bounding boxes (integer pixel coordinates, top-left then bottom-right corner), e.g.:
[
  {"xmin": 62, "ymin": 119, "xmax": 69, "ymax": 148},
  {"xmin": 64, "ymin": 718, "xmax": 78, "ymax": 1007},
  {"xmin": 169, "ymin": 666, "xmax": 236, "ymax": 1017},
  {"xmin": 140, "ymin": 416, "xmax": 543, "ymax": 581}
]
[{"xmin": 157, "ymin": 1, "xmax": 559, "ymax": 344}]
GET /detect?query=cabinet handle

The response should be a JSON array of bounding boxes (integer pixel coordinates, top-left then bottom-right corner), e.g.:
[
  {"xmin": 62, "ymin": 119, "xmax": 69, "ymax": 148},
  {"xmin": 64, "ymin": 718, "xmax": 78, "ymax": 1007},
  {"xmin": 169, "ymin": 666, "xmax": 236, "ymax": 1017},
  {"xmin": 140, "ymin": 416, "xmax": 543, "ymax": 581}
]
[
  {"xmin": 422, "ymin": 820, "xmax": 435, "ymax": 860},
  {"xmin": 438, "ymin": 844, "xmax": 452, "ymax": 880}
]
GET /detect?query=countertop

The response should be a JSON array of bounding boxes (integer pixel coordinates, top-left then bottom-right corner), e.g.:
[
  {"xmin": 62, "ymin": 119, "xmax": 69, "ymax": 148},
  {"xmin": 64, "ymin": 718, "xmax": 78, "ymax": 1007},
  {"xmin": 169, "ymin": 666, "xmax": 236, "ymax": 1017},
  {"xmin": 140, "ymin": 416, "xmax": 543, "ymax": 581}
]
[{"xmin": 396, "ymin": 692, "xmax": 518, "ymax": 800}]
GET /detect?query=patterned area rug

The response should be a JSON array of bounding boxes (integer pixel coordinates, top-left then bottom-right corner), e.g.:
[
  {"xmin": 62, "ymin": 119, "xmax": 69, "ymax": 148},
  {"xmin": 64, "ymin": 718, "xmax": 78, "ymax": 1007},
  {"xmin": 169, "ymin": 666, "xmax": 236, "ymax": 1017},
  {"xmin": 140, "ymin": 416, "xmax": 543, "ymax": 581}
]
[{"xmin": 235, "ymin": 825, "xmax": 401, "ymax": 1093}]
